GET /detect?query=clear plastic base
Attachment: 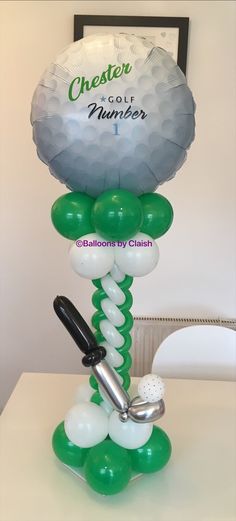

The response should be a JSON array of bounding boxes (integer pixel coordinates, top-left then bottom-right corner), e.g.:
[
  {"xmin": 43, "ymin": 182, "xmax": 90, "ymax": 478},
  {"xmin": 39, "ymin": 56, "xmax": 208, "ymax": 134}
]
[{"xmin": 63, "ymin": 463, "xmax": 143, "ymax": 483}]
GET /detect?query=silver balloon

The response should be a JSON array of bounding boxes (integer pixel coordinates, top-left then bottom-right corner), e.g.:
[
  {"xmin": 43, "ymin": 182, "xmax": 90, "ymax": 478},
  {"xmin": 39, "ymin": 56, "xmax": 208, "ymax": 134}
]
[
  {"xmin": 31, "ymin": 33, "xmax": 195, "ymax": 197},
  {"xmin": 92, "ymin": 359, "xmax": 130, "ymax": 413},
  {"xmin": 127, "ymin": 396, "xmax": 165, "ymax": 423}
]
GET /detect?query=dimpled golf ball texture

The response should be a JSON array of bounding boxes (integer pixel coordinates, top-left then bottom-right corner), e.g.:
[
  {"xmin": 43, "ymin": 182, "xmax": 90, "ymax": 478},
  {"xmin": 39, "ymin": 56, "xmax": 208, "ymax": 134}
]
[
  {"xmin": 138, "ymin": 374, "xmax": 165, "ymax": 403},
  {"xmin": 31, "ymin": 34, "xmax": 195, "ymax": 197}
]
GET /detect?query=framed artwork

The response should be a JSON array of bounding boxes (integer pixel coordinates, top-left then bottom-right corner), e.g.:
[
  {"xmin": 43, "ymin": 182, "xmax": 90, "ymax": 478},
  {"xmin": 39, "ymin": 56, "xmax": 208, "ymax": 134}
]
[{"xmin": 74, "ymin": 15, "xmax": 189, "ymax": 74}]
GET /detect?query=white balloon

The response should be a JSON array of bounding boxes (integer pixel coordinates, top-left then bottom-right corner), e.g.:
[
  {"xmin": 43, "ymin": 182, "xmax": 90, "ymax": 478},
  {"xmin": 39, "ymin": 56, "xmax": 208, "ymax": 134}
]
[
  {"xmin": 110, "ymin": 263, "xmax": 125, "ymax": 283},
  {"xmin": 100, "ymin": 341, "xmax": 124, "ymax": 368},
  {"xmin": 69, "ymin": 233, "xmax": 114, "ymax": 279},
  {"xmin": 115, "ymin": 232, "xmax": 159, "ymax": 277},
  {"xmin": 100, "ymin": 319, "xmax": 124, "ymax": 348},
  {"xmin": 138, "ymin": 374, "xmax": 165, "ymax": 403},
  {"xmin": 109, "ymin": 410, "xmax": 153, "ymax": 449},
  {"xmin": 101, "ymin": 275, "xmax": 125, "ymax": 305},
  {"xmin": 100, "ymin": 400, "xmax": 114, "ymax": 416},
  {"xmin": 101, "ymin": 298, "xmax": 125, "ymax": 327},
  {"xmin": 74, "ymin": 383, "xmax": 94, "ymax": 403},
  {"xmin": 64, "ymin": 402, "xmax": 109, "ymax": 448}
]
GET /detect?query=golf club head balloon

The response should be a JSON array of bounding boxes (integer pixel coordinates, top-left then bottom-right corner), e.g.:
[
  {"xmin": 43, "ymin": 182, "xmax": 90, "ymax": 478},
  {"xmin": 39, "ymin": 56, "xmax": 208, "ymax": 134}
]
[
  {"xmin": 128, "ymin": 396, "xmax": 165, "ymax": 423},
  {"xmin": 31, "ymin": 33, "xmax": 195, "ymax": 197}
]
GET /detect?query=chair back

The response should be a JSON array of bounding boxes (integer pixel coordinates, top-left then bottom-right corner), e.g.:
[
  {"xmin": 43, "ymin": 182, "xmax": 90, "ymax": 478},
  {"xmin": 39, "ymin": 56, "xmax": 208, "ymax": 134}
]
[{"xmin": 151, "ymin": 325, "xmax": 236, "ymax": 380}]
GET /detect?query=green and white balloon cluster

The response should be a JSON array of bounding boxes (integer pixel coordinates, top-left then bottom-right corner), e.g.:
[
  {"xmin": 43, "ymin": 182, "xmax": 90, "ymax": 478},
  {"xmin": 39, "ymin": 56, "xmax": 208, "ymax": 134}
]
[
  {"xmin": 52, "ymin": 372, "xmax": 170, "ymax": 495},
  {"xmin": 51, "ymin": 188, "xmax": 173, "ymax": 279},
  {"xmin": 50, "ymin": 187, "xmax": 173, "ymax": 494},
  {"xmin": 68, "ymin": 374, "xmax": 165, "ymax": 450}
]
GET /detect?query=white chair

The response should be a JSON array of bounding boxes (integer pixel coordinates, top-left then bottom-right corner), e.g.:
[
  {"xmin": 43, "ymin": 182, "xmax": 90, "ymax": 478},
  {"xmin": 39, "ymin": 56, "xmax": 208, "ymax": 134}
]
[{"xmin": 151, "ymin": 325, "xmax": 236, "ymax": 381}]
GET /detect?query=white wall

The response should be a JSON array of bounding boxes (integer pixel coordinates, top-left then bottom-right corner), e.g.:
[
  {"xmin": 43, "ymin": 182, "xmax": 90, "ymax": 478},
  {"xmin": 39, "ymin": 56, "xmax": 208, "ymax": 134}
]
[{"xmin": 0, "ymin": 1, "xmax": 236, "ymax": 408}]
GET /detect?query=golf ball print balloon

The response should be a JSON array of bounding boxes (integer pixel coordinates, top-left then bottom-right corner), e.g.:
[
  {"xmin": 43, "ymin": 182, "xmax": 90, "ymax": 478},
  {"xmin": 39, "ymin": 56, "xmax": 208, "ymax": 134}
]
[
  {"xmin": 138, "ymin": 374, "xmax": 165, "ymax": 403},
  {"xmin": 31, "ymin": 33, "xmax": 195, "ymax": 197}
]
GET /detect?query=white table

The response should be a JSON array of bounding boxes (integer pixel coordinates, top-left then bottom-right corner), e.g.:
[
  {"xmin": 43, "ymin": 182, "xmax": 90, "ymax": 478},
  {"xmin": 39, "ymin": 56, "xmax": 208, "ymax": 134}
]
[{"xmin": 0, "ymin": 373, "xmax": 236, "ymax": 521}]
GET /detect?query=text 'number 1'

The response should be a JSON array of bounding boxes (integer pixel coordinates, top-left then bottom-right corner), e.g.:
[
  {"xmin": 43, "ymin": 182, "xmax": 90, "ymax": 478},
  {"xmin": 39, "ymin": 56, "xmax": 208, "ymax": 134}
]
[{"xmin": 113, "ymin": 124, "xmax": 120, "ymax": 136}]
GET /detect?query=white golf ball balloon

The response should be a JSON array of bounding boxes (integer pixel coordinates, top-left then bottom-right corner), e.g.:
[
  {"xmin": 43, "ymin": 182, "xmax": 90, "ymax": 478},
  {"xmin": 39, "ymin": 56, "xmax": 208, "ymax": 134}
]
[
  {"xmin": 109, "ymin": 410, "xmax": 153, "ymax": 449},
  {"xmin": 138, "ymin": 374, "xmax": 165, "ymax": 403},
  {"xmin": 64, "ymin": 402, "xmax": 109, "ymax": 448},
  {"xmin": 31, "ymin": 34, "xmax": 195, "ymax": 197}
]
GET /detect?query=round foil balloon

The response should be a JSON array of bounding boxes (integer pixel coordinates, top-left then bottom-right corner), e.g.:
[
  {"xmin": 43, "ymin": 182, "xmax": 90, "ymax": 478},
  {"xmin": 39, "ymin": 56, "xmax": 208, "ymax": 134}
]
[{"xmin": 31, "ymin": 34, "xmax": 195, "ymax": 197}]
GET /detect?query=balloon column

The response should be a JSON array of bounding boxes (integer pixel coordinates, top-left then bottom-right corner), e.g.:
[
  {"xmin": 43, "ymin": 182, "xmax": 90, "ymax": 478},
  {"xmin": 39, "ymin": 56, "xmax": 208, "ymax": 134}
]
[{"xmin": 31, "ymin": 33, "xmax": 195, "ymax": 495}]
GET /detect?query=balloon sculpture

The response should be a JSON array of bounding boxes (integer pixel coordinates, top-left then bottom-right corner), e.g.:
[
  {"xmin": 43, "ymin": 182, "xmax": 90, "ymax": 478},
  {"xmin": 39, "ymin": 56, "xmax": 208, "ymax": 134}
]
[{"xmin": 31, "ymin": 33, "xmax": 195, "ymax": 495}]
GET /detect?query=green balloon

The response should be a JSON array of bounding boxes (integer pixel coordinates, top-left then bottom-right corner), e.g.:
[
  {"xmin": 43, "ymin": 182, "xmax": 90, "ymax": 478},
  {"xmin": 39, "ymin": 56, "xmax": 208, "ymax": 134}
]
[
  {"xmin": 84, "ymin": 440, "xmax": 131, "ymax": 495},
  {"xmin": 139, "ymin": 193, "xmax": 173, "ymax": 239},
  {"xmin": 130, "ymin": 426, "xmax": 171, "ymax": 473},
  {"xmin": 90, "ymin": 391, "xmax": 103, "ymax": 405},
  {"xmin": 92, "ymin": 189, "xmax": 143, "ymax": 241},
  {"xmin": 52, "ymin": 421, "xmax": 89, "ymax": 467},
  {"xmin": 51, "ymin": 192, "xmax": 95, "ymax": 240}
]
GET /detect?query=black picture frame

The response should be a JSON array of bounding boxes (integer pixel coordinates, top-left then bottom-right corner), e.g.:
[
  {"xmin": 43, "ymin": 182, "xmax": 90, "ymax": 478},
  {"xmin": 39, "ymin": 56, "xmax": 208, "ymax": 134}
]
[{"xmin": 74, "ymin": 15, "xmax": 189, "ymax": 74}]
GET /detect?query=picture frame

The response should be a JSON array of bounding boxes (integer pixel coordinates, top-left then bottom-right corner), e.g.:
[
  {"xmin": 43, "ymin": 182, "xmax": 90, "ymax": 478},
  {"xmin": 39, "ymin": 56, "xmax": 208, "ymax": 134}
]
[{"xmin": 74, "ymin": 15, "xmax": 189, "ymax": 74}]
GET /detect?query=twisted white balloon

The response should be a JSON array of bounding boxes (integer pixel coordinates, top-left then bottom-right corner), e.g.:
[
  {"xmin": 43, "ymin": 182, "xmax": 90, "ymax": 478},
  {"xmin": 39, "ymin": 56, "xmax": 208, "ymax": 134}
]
[{"xmin": 99, "ymin": 264, "xmax": 126, "ymax": 368}]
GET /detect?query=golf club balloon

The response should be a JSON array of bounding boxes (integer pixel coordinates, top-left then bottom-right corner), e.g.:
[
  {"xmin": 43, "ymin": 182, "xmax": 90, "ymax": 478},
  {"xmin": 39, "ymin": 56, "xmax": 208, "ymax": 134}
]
[
  {"xmin": 31, "ymin": 33, "xmax": 195, "ymax": 197},
  {"xmin": 128, "ymin": 396, "xmax": 165, "ymax": 423}
]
